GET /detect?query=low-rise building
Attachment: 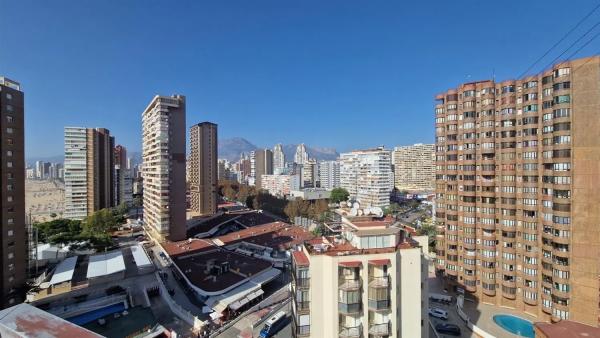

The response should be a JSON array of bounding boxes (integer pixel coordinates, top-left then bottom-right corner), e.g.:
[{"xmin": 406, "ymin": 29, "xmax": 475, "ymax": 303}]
[
  {"xmin": 261, "ymin": 174, "xmax": 300, "ymax": 197},
  {"xmin": 290, "ymin": 188, "xmax": 331, "ymax": 201}
]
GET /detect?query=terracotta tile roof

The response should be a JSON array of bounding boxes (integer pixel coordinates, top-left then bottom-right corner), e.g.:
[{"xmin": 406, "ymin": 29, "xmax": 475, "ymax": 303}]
[
  {"xmin": 162, "ymin": 238, "xmax": 214, "ymax": 257},
  {"xmin": 216, "ymin": 222, "xmax": 313, "ymax": 250},
  {"xmin": 534, "ymin": 320, "xmax": 600, "ymax": 338},
  {"xmin": 292, "ymin": 251, "xmax": 310, "ymax": 266},
  {"xmin": 368, "ymin": 259, "xmax": 391, "ymax": 265},
  {"xmin": 351, "ymin": 216, "xmax": 396, "ymax": 228}
]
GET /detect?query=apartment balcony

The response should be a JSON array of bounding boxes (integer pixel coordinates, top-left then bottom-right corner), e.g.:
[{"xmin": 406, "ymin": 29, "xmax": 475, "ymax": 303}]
[
  {"xmin": 368, "ymin": 321, "xmax": 390, "ymax": 337},
  {"xmin": 369, "ymin": 275, "xmax": 389, "ymax": 289},
  {"xmin": 293, "ymin": 316, "xmax": 310, "ymax": 337},
  {"xmin": 338, "ymin": 302, "xmax": 362, "ymax": 315},
  {"xmin": 339, "ymin": 278, "xmax": 362, "ymax": 291},
  {"xmin": 295, "ymin": 300, "xmax": 310, "ymax": 314},
  {"xmin": 293, "ymin": 275, "xmax": 310, "ymax": 289},
  {"xmin": 339, "ymin": 324, "xmax": 362, "ymax": 338}
]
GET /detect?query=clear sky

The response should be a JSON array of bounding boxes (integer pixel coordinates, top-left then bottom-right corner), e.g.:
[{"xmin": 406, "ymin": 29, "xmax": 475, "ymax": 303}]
[{"xmin": 2, "ymin": 0, "xmax": 599, "ymax": 158}]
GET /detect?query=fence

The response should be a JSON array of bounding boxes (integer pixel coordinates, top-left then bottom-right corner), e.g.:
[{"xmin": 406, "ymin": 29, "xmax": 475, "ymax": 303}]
[{"xmin": 153, "ymin": 271, "xmax": 204, "ymax": 331}]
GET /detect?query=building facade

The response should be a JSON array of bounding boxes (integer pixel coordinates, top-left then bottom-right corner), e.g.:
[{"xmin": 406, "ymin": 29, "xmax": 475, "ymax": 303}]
[
  {"xmin": 261, "ymin": 174, "xmax": 300, "ymax": 197},
  {"xmin": 318, "ymin": 160, "xmax": 341, "ymax": 190},
  {"xmin": 189, "ymin": 122, "xmax": 218, "ymax": 216},
  {"xmin": 64, "ymin": 127, "xmax": 115, "ymax": 220},
  {"xmin": 340, "ymin": 148, "xmax": 393, "ymax": 208},
  {"xmin": 295, "ymin": 143, "xmax": 309, "ymax": 165},
  {"xmin": 114, "ymin": 145, "xmax": 132, "ymax": 206},
  {"xmin": 273, "ymin": 143, "xmax": 286, "ymax": 174},
  {"xmin": 0, "ymin": 77, "xmax": 26, "ymax": 308},
  {"xmin": 291, "ymin": 214, "xmax": 428, "ymax": 338},
  {"xmin": 434, "ymin": 56, "xmax": 600, "ymax": 325},
  {"xmin": 392, "ymin": 144, "xmax": 435, "ymax": 192},
  {"xmin": 142, "ymin": 95, "xmax": 186, "ymax": 241},
  {"xmin": 253, "ymin": 149, "xmax": 273, "ymax": 189}
]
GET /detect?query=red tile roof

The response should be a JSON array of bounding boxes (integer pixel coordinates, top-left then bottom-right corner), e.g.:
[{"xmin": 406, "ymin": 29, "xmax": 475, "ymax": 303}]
[
  {"xmin": 162, "ymin": 238, "xmax": 214, "ymax": 257},
  {"xmin": 338, "ymin": 261, "xmax": 362, "ymax": 267},
  {"xmin": 351, "ymin": 216, "xmax": 396, "ymax": 228},
  {"xmin": 216, "ymin": 222, "xmax": 313, "ymax": 250},
  {"xmin": 368, "ymin": 259, "xmax": 391, "ymax": 266},
  {"xmin": 292, "ymin": 251, "xmax": 310, "ymax": 267}
]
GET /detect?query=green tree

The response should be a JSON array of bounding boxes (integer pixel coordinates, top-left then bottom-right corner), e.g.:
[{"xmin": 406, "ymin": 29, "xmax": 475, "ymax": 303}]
[
  {"xmin": 330, "ymin": 188, "xmax": 349, "ymax": 204},
  {"xmin": 384, "ymin": 203, "xmax": 401, "ymax": 215}
]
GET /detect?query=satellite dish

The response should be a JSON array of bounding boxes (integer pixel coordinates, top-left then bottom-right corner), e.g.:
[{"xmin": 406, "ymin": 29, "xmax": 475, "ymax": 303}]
[
  {"xmin": 372, "ymin": 207, "xmax": 383, "ymax": 216},
  {"xmin": 357, "ymin": 209, "xmax": 364, "ymax": 216},
  {"xmin": 350, "ymin": 208, "xmax": 358, "ymax": 216},
  {"xmin": 352, "ymin": 202, "xmax": 360, "ymax": 209},
  {"xmin": 346, "ymin": 201, "xmax": 353, "ymax": 207},
  {"xmin": 364, "ymin": 207, "xmax": 372, "ymax": 215}
]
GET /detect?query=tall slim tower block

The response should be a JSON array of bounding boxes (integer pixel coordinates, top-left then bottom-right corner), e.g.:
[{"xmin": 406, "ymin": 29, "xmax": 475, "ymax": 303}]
[
  {"xmin": 190, "ymin": 122, "xmax": 218, "ymax": 215},
  {"xmin": 434, "ymin": 56, "xmax": 600, "ymax": 325},
  {"xmin": 142, "ymin": 95, "xmax": 186, "ymax": 241},
  {"xmin": 64, "ymin": 127, "xmax": 115, "ymax": 220},
  {"xmin": 0, "ymin": 77, "xmax": 25, "ymax": 308}
]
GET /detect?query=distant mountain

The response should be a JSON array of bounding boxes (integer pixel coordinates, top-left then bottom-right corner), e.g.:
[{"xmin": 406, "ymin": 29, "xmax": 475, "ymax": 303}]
[
  {"xmin": 219, "ymin": 137, "xmax": 258, "ymax": 161},
  {"xmin": 218, "ymin": 137, "xmax": 338, "ymax": 162}
]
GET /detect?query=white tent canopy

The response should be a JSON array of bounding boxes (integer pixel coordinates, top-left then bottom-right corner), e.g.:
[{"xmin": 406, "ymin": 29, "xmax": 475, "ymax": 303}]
[
  {"xmin": 48, "ymin": 256, "xmax": 78, "ymax": 286},
  {"xmin": 86, "ymin": 250, "xmax": 125, "ymax": 279}
]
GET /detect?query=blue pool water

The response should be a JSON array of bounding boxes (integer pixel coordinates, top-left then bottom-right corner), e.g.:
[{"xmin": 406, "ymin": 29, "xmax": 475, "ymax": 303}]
[
  {"xmin": 67, "ymin": 303, "xmax": 126, "ymax": 326},
  {"xmin": 493, "ymin": 314, "xmax": 534, "ymax": 338}
]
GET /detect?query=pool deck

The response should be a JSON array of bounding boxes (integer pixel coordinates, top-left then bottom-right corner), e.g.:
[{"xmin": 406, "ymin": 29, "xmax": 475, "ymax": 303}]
[
  {"xmin": 462, "ymin": 300, "xmax": 538, "ymax": 338},
  {"xmin": 83, "ymin": 306, "xmax": 156, "ymax": 338}
]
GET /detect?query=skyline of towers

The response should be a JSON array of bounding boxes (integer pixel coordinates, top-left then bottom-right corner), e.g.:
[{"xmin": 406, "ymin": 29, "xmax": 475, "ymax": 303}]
[
  {"xmin": 189, "ymin": 122, "xmax": 218, "ymax": 215},
  {"xmin": 273, "ymin": 143, "xmax": 285, "ymax": 174},
  {"xmin": 141, "ymin": 95, "xmax": 187, "ymax": 242}
]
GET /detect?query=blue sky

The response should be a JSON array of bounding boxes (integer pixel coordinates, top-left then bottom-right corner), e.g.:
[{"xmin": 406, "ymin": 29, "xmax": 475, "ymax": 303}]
[{"xmin": 2, "ymin": 1, "xmax": 599, "ymax": 158}]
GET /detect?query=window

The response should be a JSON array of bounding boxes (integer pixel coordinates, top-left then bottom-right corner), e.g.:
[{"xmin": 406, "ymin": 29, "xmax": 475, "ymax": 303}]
[
  {"xmin": 6, "ymin": 105, "xmax": 13, "ymax": 112},
  {"xmin": 553, "ymin": 95, "xmax": 570, "ymax": 104},
  {"xmin": 6, "ymin": 150, "xmax": 12, "ymax": 157},
  {"xmin": 6, "ymin": 93, "xmax": 12, "ymax": 100},
  {"xmin": 6, "ymin": 116, "xmax": 13, "ymax": 123},
  {"xmin": 554, "ymin": 67, "xmax": 571, "ymax": 78}
]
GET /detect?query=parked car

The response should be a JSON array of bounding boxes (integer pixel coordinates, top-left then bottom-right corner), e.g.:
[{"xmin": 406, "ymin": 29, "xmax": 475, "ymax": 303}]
[
  {"xmin": 428, "ymin": 307, "xmax": 448, "ymax": 320},
  {"xmin": 435, "ymin": 323, "xmax": 461, "ymax": 336}
]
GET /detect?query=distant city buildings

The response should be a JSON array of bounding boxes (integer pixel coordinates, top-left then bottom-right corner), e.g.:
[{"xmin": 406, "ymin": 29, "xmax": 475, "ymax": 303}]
[
  {"xmin": 261, "ymin": 174, "xmax": 300, "ymax": 197},
  {"xmin": 318, "ymin": 160, "xmax": 340, "ymax": 190},
  {"xmin": 392, "ymin": 143, "xmax": 435, "ymax": 192},
  {"xmin": 189, "ymin": 122, "xmax": 218, "ymax": 215},
  {"xmin": 294, "ymin": 143, "xmax": 309, "ymax": 165},
  {"xmin": 434, "ymin": 56, "xmax": 600, "ymax": 325},
  {"xmin": 0, "ymin": 77, "xmax": 25, "ymax": 308},
  {"xmin": 340, "ymin": 147, "xmax": 393, "ymax": 208},
  {"xmin": 141, "ymin": 95, "xmax": 186, "ymax": 241},
  {"xmin": 273, "ymin": 143, "xmax": 285, "ymax": 174},
  {"xmin": 114, "ymin": 144, "xmax": 133, "ymax": 206},
  {"xmin": 64, "ymin": 127, "xmax": 115, "ymax": 220},
  {"xmin": 291, "ymin": 211, "xmax": 428, "ymax": 338},
  {"xmin": 252, "ymin": 149, "xmax": 273, "ymax": 189},
  {"xmin": 30, "ymin": 161, "xmax": 63, "ymax": 180}
]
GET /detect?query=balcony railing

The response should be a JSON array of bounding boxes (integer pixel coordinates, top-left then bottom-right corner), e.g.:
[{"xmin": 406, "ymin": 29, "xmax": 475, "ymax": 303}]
[
  {"xmin": 338, "ymin": 302, "xmax": 361, "ymax": 314},
  {"xmin": 294, "ymin": 276, "xmax": 311, "ymax": 288},
  {"xmin": 295, "ymin": 300, "xmax": 310, "ymax": 312},
  {"xmin": 368, "ymin": 321, "xmax": 390, "ymax": 336},
  {"xmin": 292, "ymin": 316, "xmax": 310, "ymax": 337},
  {"xmin": 368, "ymin": 299, "xmax": 390, "ymax": 311},
  {"xmin": 368, "ymin": 275, "xmax": 389, "ymax": 288},
  {"xmin": 339, "ymin": 324, "xmax": 362, "ymax": 338},
  {"xmin": 339, "ymin": 278, "xmax": 361, "ymax": 291}
]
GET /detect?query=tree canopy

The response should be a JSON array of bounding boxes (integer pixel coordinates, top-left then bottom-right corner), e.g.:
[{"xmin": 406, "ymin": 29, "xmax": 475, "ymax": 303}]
[{"xmin": 330, "ymin": 187, "xmax": 350, "ymax": 204}]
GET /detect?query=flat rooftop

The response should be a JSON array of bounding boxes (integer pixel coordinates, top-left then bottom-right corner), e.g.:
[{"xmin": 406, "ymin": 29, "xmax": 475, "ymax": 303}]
[
  {"xmin": 215, "ymin": 221, "xmax": 313, "ymax": 250},
  {"xmin": 0, "ymin": 303, "xmax": 102, "ymax": 338},
  {"xmin": 306, "ymin": 234, "xmax": 417, "ymax": 257},
  {"xmin": 534, "ymin": 320, "xmax": 600, "ymax": 338},
  {"xmin": 186, "ymin": 210, "xmax": 279, "ymax": 238},
  {"xmin": 173, "ymin": 249, "xmax": 272, "ymax": 293}
]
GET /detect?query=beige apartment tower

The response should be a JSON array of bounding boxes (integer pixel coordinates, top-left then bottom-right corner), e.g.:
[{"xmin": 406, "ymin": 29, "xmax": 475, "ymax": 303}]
[
  {"xmin": 0, "ymin": 77, "xmax": 25, "ymax": 308},
  {"xmin": 392, "ymin": 143, "xmax": 435, "ymax": 192},
  {"xmin": 434, "ymin": 56, "xmax": 600, "ymax": 325},
  {"xmin": 142, "ymin": 95, "xmax": 187, "ymax": 242},
  {"xmin": 291, "ymin": 213, "xmax": 428, "ymax": 338},
  {"xmin": 189, "ymin": 122, "xmax": 218, "ymax": 215}
]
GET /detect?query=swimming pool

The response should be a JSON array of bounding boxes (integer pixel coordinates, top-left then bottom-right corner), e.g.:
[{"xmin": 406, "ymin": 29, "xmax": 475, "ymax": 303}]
[
  {"xmin": 493, "ymin": 314, "xmax": 534, "ymax": 338},
  {"xmin": 67, "ymin": 303, "xmax": 126, "ymax": 326}
]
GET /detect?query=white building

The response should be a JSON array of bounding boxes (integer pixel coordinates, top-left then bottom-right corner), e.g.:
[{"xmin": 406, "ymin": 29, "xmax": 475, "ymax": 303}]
[
  {"xmin": 64, "ymin": 127, "xmax": 88, "ymax": 219},
  {"xmin": 273, "ymin": 143, "xmax": 286, "ymax": 174},
  {"xmin": 291, "ymin": 213, "xmax": 428, "ymax": 338},
  {"xmin": 392, "ymin": 144, "xmax": 435, "ymax": 192},
  {"xmin": 318, "ymin": 160, "xmax": 340, "ymax": 190},
  {"xmin": 340, "ymin": 148, "xmax": 393, "ymax": 208},
  {"xmin": 294, "ymin": 143, "xmax": 309, "ymax": 165},
  {"xmin": 261, "ymin": 174, "xmax": 300, "ymax": 197}
]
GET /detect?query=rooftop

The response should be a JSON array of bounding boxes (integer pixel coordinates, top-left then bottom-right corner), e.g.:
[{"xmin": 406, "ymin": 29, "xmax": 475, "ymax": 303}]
[
  {"xmin": 215, "ymin": 221, "xmax": 313, "ymax": 250},
  {"xmin": 173, "ymin": 249, "xmax": 272, "ymax": 293},
  {"xmin": 534, "ymin": 320, "xmax": 600, "ymax": 338},
  {"xmin": 186, "ymin": 210, "xmax": 279, "ymax": 238},
  {"xmin": 86, "ymin": 250, "xmax": 125, "ymax": 279},
  {"xmin": 48, "ymin": 256, "xmax": 78, "ymax": 286},
  {"xmin": 0, "ymin": 303, "xmax": 102, "ymax": 338}
]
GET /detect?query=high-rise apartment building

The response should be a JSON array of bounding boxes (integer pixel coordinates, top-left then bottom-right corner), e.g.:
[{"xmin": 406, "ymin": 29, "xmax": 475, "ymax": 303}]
[
  {"xmin": 392, "ymin": 144, "xmax": 435, "ymax": 192},
  {"xmin": 253, "ymin": 149, "xmax": 273, "ymax": 189},
  {"xmin": 291, "ymin": 213, "xmax": 428, "ymax": 338},
  {"xmin": 64, "ymin": 127, "xmax": 115, "ymax": 220},
  {"xmin": 0, "ymin": 77, "xmax": 25, "ymax": 308},
  {"xmin": 295, "ymin": 143, "xmax": 309, "ymax": 165},
  {"xmin": 114, "ymin": 145, "xmax": 132, "ymax": 206},
  {"xmin": 434, "ymin": 56, "xmax": 600, "ymax": 325},
  {"xmin": 142, "ymin": 95, "xmax": 186, "ymax": 241},
  {"xmin": 301, "ymin": 159, "xmax": 317, "ymax": 188},
  {"xmin": 318, "ymin": 160, "xmax": 341, "ymax": 190},
  {"xmin": 340, "ymin": 148, "xmax": 393, "ymax": 208},
  {"xmin": 273, "ymin": 143, "xmax": 286, "ymax": 174},
  {"xmin": 261, "ymin": 174, "xmax": 300, "ymax": 197},
  {"xmin": 189, "ymin": 122, "xmax": 218, "ymax": 216}
]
